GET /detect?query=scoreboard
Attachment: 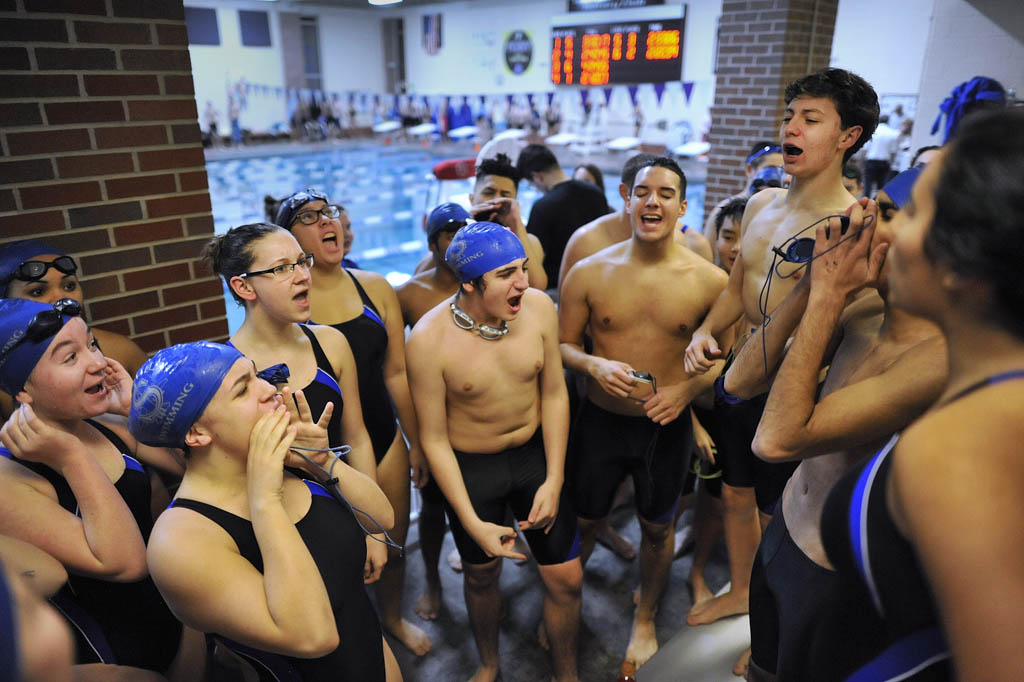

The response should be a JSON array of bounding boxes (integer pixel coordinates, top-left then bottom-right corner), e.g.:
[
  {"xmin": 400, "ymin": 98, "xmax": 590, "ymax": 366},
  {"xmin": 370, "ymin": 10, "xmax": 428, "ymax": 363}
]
[{"xmin": 550, "ymin": 18, "xmax": 683, "ymax": 86}]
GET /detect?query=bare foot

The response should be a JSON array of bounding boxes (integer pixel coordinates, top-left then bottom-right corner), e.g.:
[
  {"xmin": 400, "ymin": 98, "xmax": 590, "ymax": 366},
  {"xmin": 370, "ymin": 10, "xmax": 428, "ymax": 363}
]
[
  {"xmin": 536, "ymin": 620, "xmax": 549, "ymax": 651},
  {"xmin": 673, "ymin": 525, "xmax": 695, "ymax": 559},
  {"xmin": 687, "ymin": 570, "xmax": 714, "ymax": 607},
  {"xmin": 468, "ymin": 665, "xmax": 501, "ymax": 682},
  {"xmin": 733, "ymin": 647, "xmax": 751, "ymax": 677},
  {"xmin": 597, "ymin": 524, "xmax": 637, "ymax": 561},
  {"xmin": 447, "ymin": 548, "xmax": 463, "ymax": 573},
  {"xmin": 625, "ymin": 616, "xmax": 658, "ymax": 669},
  {"xmin": 386, "ymin": 618, "xmax": 432, "ymax": 656},
  {"xmin": 414, "ymin": 584, "xmax": 441, "ymax": 620},
  {"xmin": 686, "ymin": 589, "xmax": 749, "ymax": 626}
]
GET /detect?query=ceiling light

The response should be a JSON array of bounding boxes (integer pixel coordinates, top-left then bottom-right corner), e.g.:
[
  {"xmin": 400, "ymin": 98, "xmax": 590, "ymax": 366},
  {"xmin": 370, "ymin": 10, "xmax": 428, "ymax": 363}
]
[{"xmin": 368, "ymin": 0, "xmax": 402, "ymax": 5}]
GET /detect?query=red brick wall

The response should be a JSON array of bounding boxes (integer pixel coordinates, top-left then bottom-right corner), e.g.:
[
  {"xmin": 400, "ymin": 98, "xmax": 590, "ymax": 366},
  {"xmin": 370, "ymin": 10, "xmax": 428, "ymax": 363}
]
[
  {"xmin": 704, "ymin": 0, "xmax": 838, "ymax": 219},
  {"xmin": 0, "ymin": 0, "xmax": 227, "ymax": 354}
]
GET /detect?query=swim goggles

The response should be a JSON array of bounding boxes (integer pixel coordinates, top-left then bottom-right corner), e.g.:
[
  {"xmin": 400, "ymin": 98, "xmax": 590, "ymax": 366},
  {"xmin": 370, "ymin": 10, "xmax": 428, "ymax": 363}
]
[
  {"xmin": 1, "ymin": 255, "xmax": 77, "ymax": 284},
  {"xmin": 0, "ymin": 298, "xmax": 82, "ymax": 363},
  {"xmin": 746, "ymin": 144, "xmax": 782, "ymax": 165},
  {"xmin": 450, "ymin": 302, "xmax": 509, "ymax": 340}
]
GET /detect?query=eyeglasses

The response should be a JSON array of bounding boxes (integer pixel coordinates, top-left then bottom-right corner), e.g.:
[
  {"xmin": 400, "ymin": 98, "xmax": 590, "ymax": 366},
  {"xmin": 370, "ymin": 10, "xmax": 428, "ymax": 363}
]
[
  {"xmin": 293, "ymin": 204, "xmax": 343, "ymax": 226},
  {"xmin": 240, "ymin": 254, "xmax": 314, "ymax": 280},
  {"xmin": 1, "ymin": 255, "xmax": 77, "ymax": 284},
  {"xmin": 0, "ymin": 298, "xmax": 83, "ymax": 364}
]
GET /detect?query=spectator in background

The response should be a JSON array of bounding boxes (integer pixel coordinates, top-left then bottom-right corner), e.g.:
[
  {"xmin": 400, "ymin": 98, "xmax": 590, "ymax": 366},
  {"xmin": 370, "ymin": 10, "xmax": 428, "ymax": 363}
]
[
  {"xmin": 702, "ymin": 140, "xmax": 784, "ymax": 240},
  {"xmin": 862, "ymin": 114, "xmax": 898, "ymax": 197},
  {"xmin": 573, "ymin": 163, "xmax": 606, "ymax": 195},
  {"xmin": 911, "ymin": 145, "xmax": 941, "ymax": 168},
  {"xmin": 842, "ymin": 163, "xmax": 864, "ymax": 198}
]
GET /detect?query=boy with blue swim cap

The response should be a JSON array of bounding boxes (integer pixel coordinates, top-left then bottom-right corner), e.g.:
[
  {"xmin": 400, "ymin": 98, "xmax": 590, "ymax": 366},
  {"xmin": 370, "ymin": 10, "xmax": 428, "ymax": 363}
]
[{"xmin": 407, "ymin": 221, "xmax": 582, "ymax": 681}]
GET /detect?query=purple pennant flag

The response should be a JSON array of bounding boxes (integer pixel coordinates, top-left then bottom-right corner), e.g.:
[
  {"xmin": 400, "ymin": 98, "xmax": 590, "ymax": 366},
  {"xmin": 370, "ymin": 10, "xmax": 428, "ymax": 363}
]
[
  {"xmin": 527, "ymin": 92, "xmax": 535, "ymax": 107},
  {"xmin": 653, "ymin": 82, "xmax": 666, "ymax": 105},
  {"xmin": 546, "ymin": 92, "xmax": 555, "ymax": 107},
  {"xmin": 683, "ymin": 81, "xmax": 694, "ymax": 104},
  {"xmin": 580, "ymin": 89, "xmax": 589, "ymax": 107},
  {"xmin": 506, "ymin": 93, "xmax": 514, "ymax": 106},
  {"xmin": 602, "ymin": 87, "xmax": 613, "ymax": 105},
  {"xmin": 628, "ymin": 85, "xmax": 639, "ymax": 105}
]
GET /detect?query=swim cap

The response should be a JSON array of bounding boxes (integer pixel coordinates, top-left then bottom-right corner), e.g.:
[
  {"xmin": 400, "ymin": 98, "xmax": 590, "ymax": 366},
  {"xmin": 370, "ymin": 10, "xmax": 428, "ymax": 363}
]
[
  {"xmin": 129, "ymin": 342, "xmax": 244, "ymax": 448},
  {"xmin": 0, "ymin": 239, "xmax": 68, "ymax": 296},
  {"xmin": 0, "ymin": 299, "xmax": 77, "ymax": 396},
  {"xmin": 444, "ymin": 221, "xmax": 526, "ymax": 282},
  {"xmin": 879, "ymin": 165, "xmax": 924, "ymax": 209},
  {"xmin": 0, "ymin": 562, "xmax": 18, "ymax": 679},
  {"xmin": 274, "ymin": 188, "xmax": 330, "ymax": 230},
  {"xmin": 426, "ymin": 202, "xmax": 471, "ymax": 241},
  {"xmin": 750, "ymin": 165, "xmax": 785, "ymax": 194}
]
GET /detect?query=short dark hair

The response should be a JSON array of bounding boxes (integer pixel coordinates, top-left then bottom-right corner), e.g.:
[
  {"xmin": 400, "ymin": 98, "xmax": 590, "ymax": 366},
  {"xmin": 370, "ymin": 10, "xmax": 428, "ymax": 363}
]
[
  {"xmin": 746, "ymin": 140, "xmax": 780, "ymax": 170},
  {"xmin": 924, "ymin": 108, "xmax": 1024, "ymax": 338},
  {"xmin": 516, "ymin": 144, "xmax": 560, "ymax": 177},
  {"xmin": 842, "ymin": 163, "xmax": 863, "ymax": 182},
  {"xmin": 784, "ymin": 68, "xmax": 879, "ymax": 163},
  {"xmin": 621, "ymin": 153, "xmax": 658, "ymax": 188},
  {"xmin": 714, "ymin": 197, "xmax": 747, "ymax": 235},
  {"xmin": 630, "ymin": 156, "xmax": 687, "ymax": 195},
  {"xmin": 476, "ymin": 152, "xmax": 520, "ymax": 188},
  {"xmin": 574, "ymin": 163, "xmax": 605, "ymax": 193},
  {"xmin": 910, "ymin": 145, "xmax": 940, "ymax": 168},
  {"xmin": 200, "ymin": 222, "xmax": 283, "ymax": 305}
]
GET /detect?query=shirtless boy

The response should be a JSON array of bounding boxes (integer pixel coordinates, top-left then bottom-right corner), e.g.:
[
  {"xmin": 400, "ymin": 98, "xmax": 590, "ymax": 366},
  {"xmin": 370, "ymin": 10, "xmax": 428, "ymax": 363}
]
[
  {"xmin": 406, "ymin": 222, "xmax": 581, "ymax": 682},
  {"xmin": 683, "ymin": 68, "xmax": 879, "ymax": 627},
  {"xmin": 559, "ymin": 157, "xmax": 728, "ymax": 668},
  {"xmin": 558, "ymin": 153, "xmax": 712, "ymax": 290},
  {"xmin": 723, "ymin": 173, "xmax": 945, "ymax": 680}
]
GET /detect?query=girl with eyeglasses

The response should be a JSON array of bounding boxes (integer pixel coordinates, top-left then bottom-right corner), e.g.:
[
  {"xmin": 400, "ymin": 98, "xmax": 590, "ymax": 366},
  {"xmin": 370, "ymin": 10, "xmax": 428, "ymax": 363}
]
[
  {"xmin": 0, "ymin": 298, "xmax": 205, "ymax": 681},
  {"xmin": 0, "ymin": 240, "xmax": 149, "ymax": 421},
  {"xmin": 275, "ymin": 189, "xmax": 431, "ymax": 656},
  {"xmin": 129, "ymin": 341, "xmax": 399, "ymax": 682}
]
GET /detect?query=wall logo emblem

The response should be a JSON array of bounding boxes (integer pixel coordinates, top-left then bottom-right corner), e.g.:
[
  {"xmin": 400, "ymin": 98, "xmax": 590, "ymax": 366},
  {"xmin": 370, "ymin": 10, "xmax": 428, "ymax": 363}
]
[{"xmin": 504, "ymin": 30, "xmax": 533, "ymax": 75}]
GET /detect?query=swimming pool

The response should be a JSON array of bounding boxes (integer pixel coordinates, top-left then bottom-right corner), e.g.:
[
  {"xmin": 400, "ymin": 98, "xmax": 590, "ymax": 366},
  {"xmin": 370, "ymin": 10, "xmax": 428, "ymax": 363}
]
[{"xmin": 205, "ymin": 144, "xmax": 705, "ymax": 333}]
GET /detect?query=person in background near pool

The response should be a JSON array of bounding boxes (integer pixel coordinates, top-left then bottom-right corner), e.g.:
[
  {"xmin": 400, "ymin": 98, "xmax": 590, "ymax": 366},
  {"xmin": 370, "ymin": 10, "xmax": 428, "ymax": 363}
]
[
  {"xmin": 841, "ymin": 163, "xmax": 864, "ymax": 198},
  {"xmin": 559, "ymin": 153, "xmax": 713, "ymax": 291},
  {"xmin": 274, "ymin": 189, "xmax": 431, "ymax": 656},
  {"xmin": 702, "ymin": 140, "xmax": 785, "ymax": 240},
  {"xmin": 572, "ymin": 163, "xmax": 606, "ymax": 195},
  {"xmin": 517, "ymin": 144, "xmax": 610, "ymax": 287},
  {"xmin": 560, "ymin": 157, "xmax": 728, "ymax": 669},
  {"xmin": 684, "ymin": 67, "xmax": 879, "ymax": 628},
  {"xmin": 722, "ymin": 168, "xmax": 946, "ymax": 680},
  {"xmin": 407, "ymin": 222, "xmax": 582, "ymax": 682},
  {"xmin": 0, "ymin": 240, "xmax": 149, "ymax": 421},
  {"xmin": 397, "ymin": 201, "xmax": 470, "ymax": 620},
  {"xmin": 0, "ymin": 298, "xmax": 205, "ymax": 681},
  {"xmin": 134, "ymin": 342, "xmax": 400, "ymax": 682},
  {"xmin": 819, "ymin": 107, "xmax": 1024, "ymax": 682}
]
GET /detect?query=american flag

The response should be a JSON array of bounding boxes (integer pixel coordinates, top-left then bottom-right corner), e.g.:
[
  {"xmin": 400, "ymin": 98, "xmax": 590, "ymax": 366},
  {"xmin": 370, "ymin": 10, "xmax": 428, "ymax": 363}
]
[{"xmin": 423, "ymin": 14, "xmax": 442, "ymax": 55}]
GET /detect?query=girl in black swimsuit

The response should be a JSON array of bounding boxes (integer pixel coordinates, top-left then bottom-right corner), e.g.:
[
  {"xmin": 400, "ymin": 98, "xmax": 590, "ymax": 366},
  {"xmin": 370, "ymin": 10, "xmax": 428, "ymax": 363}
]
[
  {"xmin": 819, "ymin": 108, "xmax": 1024, "ymax": 681},
  {"xmin": 0, "ymin": 298, "xmax": 204, "ymax": 680},
  {"xmin": 276, "ymin": 190, "xmax": 431, "ymax": 656},
  {"xmin": 130, "ymin": 341, "xmax": 400, "ymax": 682}
]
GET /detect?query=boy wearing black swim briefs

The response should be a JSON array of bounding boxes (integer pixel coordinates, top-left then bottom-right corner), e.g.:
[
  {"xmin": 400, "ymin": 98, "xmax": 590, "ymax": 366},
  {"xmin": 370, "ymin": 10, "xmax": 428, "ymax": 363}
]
[
  {"xmin": 559, "ymin": 157, "xmax": 728, "ymax": 670},
  {"xmin": 407, "ymin": 222, "xmax": 582, "ymax": 682}
]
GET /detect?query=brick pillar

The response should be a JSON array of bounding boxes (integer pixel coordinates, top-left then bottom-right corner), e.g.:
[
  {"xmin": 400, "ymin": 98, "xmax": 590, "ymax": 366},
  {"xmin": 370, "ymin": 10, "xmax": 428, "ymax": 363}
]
[
  {"xmin": 704, "ymin": 0, "xmax": 838, "ymax": 220},
  {"xmin": 0, "ymin": 0, "xmax": 227, "ymax": 354}
]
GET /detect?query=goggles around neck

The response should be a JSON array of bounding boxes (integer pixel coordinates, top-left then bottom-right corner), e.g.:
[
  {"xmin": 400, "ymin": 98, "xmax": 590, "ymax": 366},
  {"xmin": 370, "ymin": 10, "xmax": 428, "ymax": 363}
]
[{"xmin": 450, "ymin": 301, "xmax": 509, "ymax": 340}]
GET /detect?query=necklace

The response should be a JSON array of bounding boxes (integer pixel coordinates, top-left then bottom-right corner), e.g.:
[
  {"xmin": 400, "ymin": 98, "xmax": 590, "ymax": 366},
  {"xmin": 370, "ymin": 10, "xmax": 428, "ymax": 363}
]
[{"xmin": 450, "ymin": 302, "xmax": 509, "ymax": 340}]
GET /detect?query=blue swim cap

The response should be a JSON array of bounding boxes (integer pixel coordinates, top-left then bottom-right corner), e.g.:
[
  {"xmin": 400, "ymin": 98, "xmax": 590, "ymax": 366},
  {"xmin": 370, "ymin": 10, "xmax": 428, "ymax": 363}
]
[
  {"xmin": 444, "ymin": 221, "xmax": 526, "ymax": 282},
  {"xmin": 0, "ymin": 299, "xmax": 77, "ymax": 396},
  {"xmin": 0, "ymin": 562, "xmax": 18, "ymax": 679},
  {"xmin": 0, "ymin": 239, "xmax": 68, "ymax": 296},
  {"xmin": 426, "ymin": 202, "xmax": 471, "ymax": 242},
  {"xmin": 129, "ymin": 342, "xmax": 244, "ymax": 448},
  {"xmin": 879, "ymin": 165, "xmax": 924, "ymax": 209},
  {"xmin": 931, "ymin": 76, "xmax": 1005, "ymax": 143}
]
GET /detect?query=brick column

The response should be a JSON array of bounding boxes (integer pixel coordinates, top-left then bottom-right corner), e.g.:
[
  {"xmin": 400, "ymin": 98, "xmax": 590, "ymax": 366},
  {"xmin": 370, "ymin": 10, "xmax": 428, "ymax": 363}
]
[
  {"xmin": 0, "ymin": 0, "xmax": 226, "ymax": 354},
  {"xmin": 704, "ymin": 0, "xmax": 838, "ymax": 220}
]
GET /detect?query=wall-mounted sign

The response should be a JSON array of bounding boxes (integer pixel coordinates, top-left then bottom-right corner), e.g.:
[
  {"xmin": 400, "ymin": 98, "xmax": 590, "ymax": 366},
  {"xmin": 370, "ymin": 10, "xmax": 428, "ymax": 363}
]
[
  {"xmin": 568, "ymin": 0, "xmax": 664, "ymax": 11},
  {"xmin": 551, "ymin": 18, "xmax": 682, "ymax": 85},
  {"xmin": 504, "ymin": 30, "xmax": 533, "ymax": 75}
]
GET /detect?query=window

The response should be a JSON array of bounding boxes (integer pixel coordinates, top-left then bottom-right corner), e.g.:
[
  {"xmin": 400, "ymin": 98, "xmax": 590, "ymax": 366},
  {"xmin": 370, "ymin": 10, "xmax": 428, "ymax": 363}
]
[
  {"xmin": 239, "ymin": 10, "xmax": 272, "ymax": 47},
  {"xmin": 185, "ymin": 7, "xmax": 219, "ymax": 46}
]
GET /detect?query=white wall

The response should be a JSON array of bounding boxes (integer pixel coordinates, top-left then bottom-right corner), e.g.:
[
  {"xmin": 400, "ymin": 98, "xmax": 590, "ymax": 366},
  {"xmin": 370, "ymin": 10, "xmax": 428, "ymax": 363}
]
[
  {"xmin": 909, "ymin": 0, "xmax": 1024, "ymax": 153},
  {"xmin": 831, "ymin": 0, "xmax": 933, "ymax": 98}
]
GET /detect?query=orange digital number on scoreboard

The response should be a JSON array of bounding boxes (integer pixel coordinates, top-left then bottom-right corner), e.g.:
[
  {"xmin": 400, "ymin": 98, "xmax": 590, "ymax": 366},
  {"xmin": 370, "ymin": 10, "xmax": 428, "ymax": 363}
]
[{"xmin": 644, "ymin": 30, "xmax": 679, "ymax": 60}]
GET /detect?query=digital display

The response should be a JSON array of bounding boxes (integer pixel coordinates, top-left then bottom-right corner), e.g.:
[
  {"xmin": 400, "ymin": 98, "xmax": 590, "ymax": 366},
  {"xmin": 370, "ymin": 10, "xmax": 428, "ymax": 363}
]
[{"xmin": 550, "ymin": 19, "xmax": 682, "ymax": 86}]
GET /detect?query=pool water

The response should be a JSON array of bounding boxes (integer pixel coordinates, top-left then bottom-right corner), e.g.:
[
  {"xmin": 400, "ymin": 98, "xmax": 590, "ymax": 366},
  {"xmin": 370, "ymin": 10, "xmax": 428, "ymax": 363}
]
[{"xmin": 205, "ymin": 145, "xmax": 705, "ymax": 333}]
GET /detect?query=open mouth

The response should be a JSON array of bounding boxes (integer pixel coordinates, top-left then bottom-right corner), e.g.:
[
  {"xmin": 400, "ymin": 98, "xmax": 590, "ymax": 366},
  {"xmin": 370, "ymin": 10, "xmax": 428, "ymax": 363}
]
[
  {"xmin": 293, "ymin": 289, "xmax": 310, "ymax": 305},
  {"xmin": 322, "ymin": 232, "xmax": 338, "ymax": 246},
  {"xmin": 641, "ymin": 214, "xmax": 662, "ymax": 225},
  {"xmin": 783, "ymin": 144, "xmax": 803, "ymax": 157},
  {"xmin": 85, "ymin": 381, "xmax": 105, "ymax": 395},
  {"xmin": 508, "ymin": 294, "xmax": 523, "ymax": 310}
]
